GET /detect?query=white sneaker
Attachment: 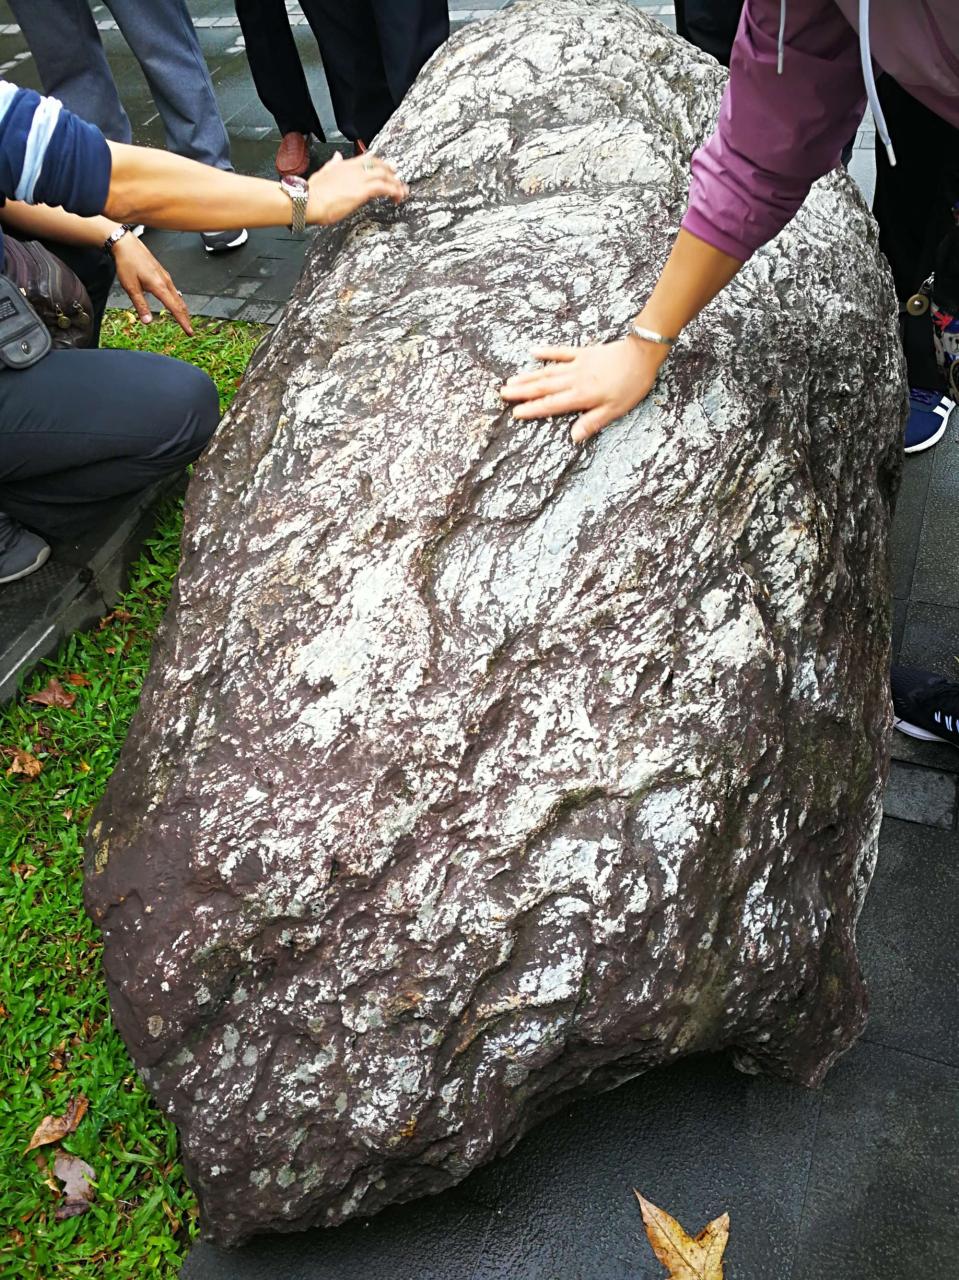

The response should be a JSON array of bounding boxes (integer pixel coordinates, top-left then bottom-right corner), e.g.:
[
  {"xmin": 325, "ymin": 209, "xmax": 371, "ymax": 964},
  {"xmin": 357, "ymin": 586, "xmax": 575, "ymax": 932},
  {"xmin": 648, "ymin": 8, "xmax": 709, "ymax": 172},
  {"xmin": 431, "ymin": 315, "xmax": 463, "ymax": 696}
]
[{"xmin": 200, "ymin": 228, "xmax": 249, "ymax": 254}]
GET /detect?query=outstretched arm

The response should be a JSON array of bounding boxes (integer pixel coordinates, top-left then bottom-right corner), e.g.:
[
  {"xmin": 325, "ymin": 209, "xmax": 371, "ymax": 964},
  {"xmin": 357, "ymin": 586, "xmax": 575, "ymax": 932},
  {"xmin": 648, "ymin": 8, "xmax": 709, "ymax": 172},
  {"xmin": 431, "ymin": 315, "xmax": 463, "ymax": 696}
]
[
  {"xmin": 0, "ymin": 82, "xmax": 404, "ymax": 232},
  {"xmin": 104, "ymin": 143, "xmax": 407, "ymax": 232},
  {"xmin": 502, "ymin": 0, "xmax": 864, "ymax": 443}
]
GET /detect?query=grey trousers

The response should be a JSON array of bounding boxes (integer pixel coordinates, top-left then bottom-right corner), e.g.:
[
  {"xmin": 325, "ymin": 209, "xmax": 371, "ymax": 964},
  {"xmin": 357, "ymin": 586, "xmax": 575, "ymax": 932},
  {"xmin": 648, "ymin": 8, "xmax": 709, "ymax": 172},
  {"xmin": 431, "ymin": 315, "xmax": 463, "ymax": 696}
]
[{"xmin": 9, "ymin": 0, "xmax": 233, "ymax": 170}]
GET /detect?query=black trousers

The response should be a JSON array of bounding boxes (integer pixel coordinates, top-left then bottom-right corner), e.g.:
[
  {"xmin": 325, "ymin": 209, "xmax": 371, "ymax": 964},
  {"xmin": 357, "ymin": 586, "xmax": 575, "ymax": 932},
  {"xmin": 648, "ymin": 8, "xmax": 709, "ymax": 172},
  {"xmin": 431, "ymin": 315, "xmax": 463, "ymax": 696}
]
[
  {"xmin": 234, "ymin": 0, "xmax": 449, "ymax": 144},
  {"xmin": 674, "ymin": 0, "xmax": 741, "ymax": 66},
  {"xmin": 874, "ymin": 75, "xmax": 959, "ymax": 392},
  {"xmin": 0, "ymin": 239, "xmax": 219, "ymax": 542}
]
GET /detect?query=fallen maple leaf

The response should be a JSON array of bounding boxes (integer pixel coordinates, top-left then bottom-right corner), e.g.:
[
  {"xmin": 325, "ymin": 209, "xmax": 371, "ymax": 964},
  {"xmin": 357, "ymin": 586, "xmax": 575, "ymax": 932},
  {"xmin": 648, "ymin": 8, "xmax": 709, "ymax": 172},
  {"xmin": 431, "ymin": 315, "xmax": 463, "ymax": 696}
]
[
  {"xmin": 636, "ymin": 1192, "xmax": 730, "ymax": 1280},
  {"xmin": 63, "ymin": 673, "xmax": 91, "ymax": 687},
  {"xmin": 26, "ymin": 678, "xmax": 76, "ymax": 709},
  {"xmin": 24, "ymin": 1095, "xmax": 89, "ymax": 1153},
  {"xmin": 52, "ymin": 1151, "xmax": 96, "ymax": 1220},
  {"xmin": 6, "ymin": 749, "xmax": 42, "ymax": 779}
]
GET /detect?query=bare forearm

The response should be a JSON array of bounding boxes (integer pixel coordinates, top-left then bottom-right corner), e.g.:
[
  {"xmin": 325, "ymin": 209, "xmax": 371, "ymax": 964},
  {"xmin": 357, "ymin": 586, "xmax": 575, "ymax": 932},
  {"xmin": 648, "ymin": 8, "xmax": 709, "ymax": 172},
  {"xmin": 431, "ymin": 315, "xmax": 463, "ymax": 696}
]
[
  {"xmin": 502, "ymin": 229, "xmax": 747, "ymax": 444},
  {"xmin": 104, "ymin": 142, "xmax": 291, "ymax": 231},
  {"xmin": 0, "ymin": 200, "xmax": 120, "ymax": 249},
  {"xmin": 634, "ymin": 228, "xmax": 743, "ymax": 338}
]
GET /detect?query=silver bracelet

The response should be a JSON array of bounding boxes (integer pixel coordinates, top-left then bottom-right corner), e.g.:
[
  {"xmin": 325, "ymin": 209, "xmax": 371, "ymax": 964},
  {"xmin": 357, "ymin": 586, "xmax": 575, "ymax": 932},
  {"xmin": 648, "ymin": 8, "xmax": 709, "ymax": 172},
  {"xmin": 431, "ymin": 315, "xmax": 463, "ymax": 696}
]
[
  {"xmin": 102, "ymin": 224, "xmax": 132, "ymax": 254},
  {"xmin": 630, "ymin": 322, "xmax": 676, "ymax": 348}
]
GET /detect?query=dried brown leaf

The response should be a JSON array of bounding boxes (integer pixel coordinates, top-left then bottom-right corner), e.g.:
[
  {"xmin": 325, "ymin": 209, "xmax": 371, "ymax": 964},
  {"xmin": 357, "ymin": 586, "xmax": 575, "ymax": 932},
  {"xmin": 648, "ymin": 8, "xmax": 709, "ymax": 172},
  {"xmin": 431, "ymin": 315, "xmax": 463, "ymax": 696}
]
[
  {"xmin": 24, "ymin": 1095, "xmax": 89, "ymax": 1153},
  {"xmin": 636, "ymin": 1192, "xmax": 729, "ymax": 1280},
  {"xmin": 161, "ymin": 1199, "xmax": 181, "ymax": 1234},
  {"xmin": 63, "ymin": 673, "xmax": 91, "ymax": 687},
  {"xmin": 26, "ymin": 678, "xmax": 76, "ymax": 709},
  {"xmin": 6, "ymin": 749, "xmax": 42, "ymax": 779},
  {"xmin": 52, "ymin": 1151, "xmax": 96, "ymax": 1219},
  {"xmin": 98, "ymin": 608, "xmax": 132, "ymax": 630}
]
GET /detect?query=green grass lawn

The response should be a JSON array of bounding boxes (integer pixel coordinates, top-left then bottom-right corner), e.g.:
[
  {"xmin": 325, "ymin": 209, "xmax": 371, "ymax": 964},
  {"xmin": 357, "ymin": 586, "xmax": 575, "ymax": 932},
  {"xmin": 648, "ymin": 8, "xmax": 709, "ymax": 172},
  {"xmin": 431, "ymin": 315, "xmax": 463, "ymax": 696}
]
[{"xmin": 0, "ymin": 312, "xmax": 265, "ymax": 1280}]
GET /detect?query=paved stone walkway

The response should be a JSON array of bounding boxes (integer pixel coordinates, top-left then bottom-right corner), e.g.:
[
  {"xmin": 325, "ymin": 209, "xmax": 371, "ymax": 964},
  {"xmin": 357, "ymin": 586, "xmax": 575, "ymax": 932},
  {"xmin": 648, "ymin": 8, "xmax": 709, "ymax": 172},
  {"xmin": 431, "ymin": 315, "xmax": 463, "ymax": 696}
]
[{"xmin": 0, "ymin": 5, "xmax": 956, "ymax": 1278}]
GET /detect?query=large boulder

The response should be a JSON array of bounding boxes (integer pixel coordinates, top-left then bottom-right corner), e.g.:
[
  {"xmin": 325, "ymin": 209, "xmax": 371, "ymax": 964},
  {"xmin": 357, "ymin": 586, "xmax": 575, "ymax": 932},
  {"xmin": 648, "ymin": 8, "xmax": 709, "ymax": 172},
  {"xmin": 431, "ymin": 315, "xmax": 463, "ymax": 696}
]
[{"xmin": 86, "ymin": 0, "xmax": 904, "ymax": 1246}]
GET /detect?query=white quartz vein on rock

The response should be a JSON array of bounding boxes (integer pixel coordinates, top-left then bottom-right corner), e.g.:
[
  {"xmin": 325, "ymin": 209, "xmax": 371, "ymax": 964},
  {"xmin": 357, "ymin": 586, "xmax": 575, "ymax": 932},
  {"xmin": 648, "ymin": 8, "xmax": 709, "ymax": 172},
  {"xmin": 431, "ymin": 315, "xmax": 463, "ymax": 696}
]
[{"xmin": 86, "ymin": 0, "xmax": 905, "ymax": 1245}]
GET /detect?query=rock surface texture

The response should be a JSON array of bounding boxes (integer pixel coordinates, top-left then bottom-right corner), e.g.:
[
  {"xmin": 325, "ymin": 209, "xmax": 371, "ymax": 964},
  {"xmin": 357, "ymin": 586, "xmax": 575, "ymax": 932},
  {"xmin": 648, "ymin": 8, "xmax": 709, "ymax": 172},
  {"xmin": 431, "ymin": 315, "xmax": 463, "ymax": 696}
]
[{"xmin": 86, "ymin": 0, "xmax": 904, "ymax": 1246}]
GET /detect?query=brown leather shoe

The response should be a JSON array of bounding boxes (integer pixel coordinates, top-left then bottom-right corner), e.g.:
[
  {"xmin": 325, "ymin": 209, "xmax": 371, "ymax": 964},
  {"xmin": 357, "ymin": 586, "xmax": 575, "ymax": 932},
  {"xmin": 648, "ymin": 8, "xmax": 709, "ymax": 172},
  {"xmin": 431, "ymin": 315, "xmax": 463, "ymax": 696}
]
[{"xmin": 276, "ymin": 131, "xmax": 310, "ymax": 178}]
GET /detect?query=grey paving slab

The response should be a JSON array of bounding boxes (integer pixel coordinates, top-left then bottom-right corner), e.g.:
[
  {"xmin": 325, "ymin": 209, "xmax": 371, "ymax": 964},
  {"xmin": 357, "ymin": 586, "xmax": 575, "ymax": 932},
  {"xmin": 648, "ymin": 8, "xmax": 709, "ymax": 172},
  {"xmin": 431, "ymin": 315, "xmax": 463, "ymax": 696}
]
[
  {"xmin": 890, "ymin": 448, "xmax": 935, "ymax": 600},
  {"xmin": 179, "ymin": 293, "xmax": 214, "ymax": 317},
  {"xmin": 857, "ymin": 816, "xmax": 959, "ymax": 1070},
  {"xmin": 881, "ymin": 759, "xmax": 957, "ymax": 828},
  {"xmin": 182, "ymin": 1054, "xmax": 821, "ymax": 1280},
  {"xmin": 182, "ymin": 1182, "xmax": 494, "ymax": 1280},
  {"xmin": 889, "ymin": 724, "xmax": 959, "ymax": 774},
  {"xmin": 195, "ymin": 294, "xmax": 247, "ymax": 321},
  {"xmin": 791, "ymin": 1041, "xmax": 959, "ymax": 1280},
  {"xmin": 463, "ymin": 1055, "xmax": 820, "ymax": 1280},
  {"xmin": 250, "ymin": 258, "xmax": 307, "ymax": 302},
  {"xmin": 908, "ymin": 412, "xmax": 959, "ymax": 608},
  {"xmin": 891, "ymin": 594, "xmax": 907, "ymax": 661},
  {"xmin": 898, "ymin": 601, "xmax": 959, "ymax": 677},
  {"xmin": 236, "ymin": 300, "xmax": 284, "ymax": 324}
]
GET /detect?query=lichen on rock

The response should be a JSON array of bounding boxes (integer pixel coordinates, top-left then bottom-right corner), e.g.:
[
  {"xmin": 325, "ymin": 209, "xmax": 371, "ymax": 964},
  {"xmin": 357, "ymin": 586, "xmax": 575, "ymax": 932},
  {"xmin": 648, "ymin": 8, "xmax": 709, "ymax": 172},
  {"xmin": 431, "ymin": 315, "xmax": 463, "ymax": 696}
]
[{"xmin": 85, "ymin": 0, "xmax": 904, "ymax": 1245}]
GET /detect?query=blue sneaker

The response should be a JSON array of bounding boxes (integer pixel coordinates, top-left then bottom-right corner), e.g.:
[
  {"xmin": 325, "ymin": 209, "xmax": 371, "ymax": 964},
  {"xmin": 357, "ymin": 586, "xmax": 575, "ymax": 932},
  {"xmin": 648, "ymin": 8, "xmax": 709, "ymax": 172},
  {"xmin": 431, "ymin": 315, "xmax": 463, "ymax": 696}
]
[{"xmin": 904, "ymin": 387, "xmax": 955, "ymax": 454}]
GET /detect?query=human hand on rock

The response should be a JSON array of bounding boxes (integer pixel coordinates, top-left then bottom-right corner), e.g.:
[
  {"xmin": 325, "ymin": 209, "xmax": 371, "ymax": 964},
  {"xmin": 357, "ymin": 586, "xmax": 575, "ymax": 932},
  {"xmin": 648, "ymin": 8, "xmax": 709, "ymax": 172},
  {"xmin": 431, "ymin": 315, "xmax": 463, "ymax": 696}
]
[
  {"xmin": 308, "ymin": 151, "xmax": 409, "ymax": 225},
  {"xmin": 112, "ymin": 233, "xmax": 193, "ymax": 335},
  {"xmin": 500, "ymin": 337, "xmax": 669, "ymax": 443}
]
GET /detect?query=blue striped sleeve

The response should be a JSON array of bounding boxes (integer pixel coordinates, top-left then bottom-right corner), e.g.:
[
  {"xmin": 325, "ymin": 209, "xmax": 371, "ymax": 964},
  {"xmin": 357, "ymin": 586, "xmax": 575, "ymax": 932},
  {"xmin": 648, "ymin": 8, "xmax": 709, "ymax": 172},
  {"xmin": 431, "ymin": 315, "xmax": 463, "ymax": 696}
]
[{"xmin": 0, "ymin": 80, "xmax": 111, "ymax": 215}]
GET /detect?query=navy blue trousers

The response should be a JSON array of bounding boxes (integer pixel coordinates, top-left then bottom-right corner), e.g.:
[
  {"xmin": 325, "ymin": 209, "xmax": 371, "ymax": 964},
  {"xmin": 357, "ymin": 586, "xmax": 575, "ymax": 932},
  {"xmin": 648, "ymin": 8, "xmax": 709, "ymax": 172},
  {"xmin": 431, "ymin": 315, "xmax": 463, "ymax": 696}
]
[{"xmin": 0, "ymin": 242, "xmax": 218, "ymax": 541}]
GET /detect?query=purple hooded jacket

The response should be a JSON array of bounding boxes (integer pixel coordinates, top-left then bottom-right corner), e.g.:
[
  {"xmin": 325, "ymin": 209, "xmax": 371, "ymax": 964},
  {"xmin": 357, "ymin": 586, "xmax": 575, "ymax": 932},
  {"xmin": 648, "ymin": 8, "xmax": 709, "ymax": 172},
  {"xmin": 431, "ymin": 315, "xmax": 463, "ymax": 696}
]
[{"xmin": 681, "ymin": 0, "xmax": 959, "ymax": 262}]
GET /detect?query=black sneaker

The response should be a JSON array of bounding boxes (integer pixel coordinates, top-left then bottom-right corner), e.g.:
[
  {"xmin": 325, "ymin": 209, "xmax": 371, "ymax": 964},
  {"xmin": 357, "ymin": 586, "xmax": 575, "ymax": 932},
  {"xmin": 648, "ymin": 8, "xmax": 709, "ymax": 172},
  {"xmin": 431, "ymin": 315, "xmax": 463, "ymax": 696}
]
[
  {"xmin": 200, "ymin": 228, "xmax": 249, "ymax": 254},
  {"xmin": 891, "ymin": 665, "xmax": 959, "ymax": 747},
  {"xmin": 0, "ymin": 513, "xmax": 50, "ymax": 584}
]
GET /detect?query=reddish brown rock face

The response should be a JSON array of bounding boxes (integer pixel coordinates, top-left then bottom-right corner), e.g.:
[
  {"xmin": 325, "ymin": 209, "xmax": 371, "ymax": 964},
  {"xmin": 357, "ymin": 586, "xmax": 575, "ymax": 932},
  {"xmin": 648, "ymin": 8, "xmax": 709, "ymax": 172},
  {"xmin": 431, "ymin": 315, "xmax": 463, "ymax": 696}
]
[{"xmin": 85, "ymin": 0, "xmax": 904, "ymax": 1247}]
